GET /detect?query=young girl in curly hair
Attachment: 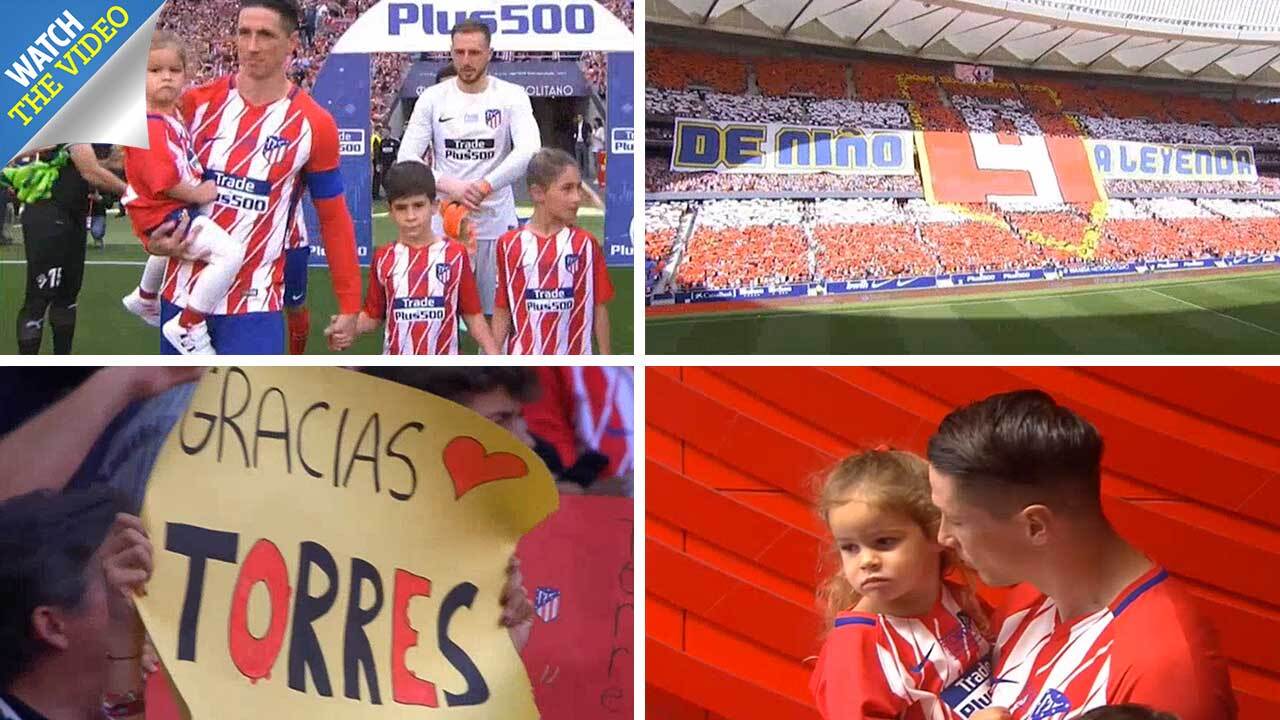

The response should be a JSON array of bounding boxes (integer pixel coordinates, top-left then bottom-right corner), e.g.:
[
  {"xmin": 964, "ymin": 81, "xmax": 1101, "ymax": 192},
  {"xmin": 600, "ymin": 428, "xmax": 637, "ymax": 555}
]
[{"xmin": 810, "ymin": 448, "xmax": 1005, "ymax": 720}]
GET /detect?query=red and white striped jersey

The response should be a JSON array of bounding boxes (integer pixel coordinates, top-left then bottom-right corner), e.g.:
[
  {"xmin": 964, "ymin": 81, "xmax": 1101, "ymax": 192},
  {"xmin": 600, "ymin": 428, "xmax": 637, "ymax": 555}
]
[
  {"xmin": 525, "ymin": 367, "xmax": 634, "ymax": 480},
  {"xmin": 494, "ymin": 225, "xmax": 614, "ymax": 355},
  {"xmin": 121, "ymin": 113, "xmax": 205, "ymax": 239},
  {"xmin": 162, "ymin": 76, "xmax": 340, "ymax": 314},
  {"xmin": 990, "ymin": 567, "xmax": 1236, "ymax": 720},
  {"xmin": 811, "ymin": 582, "xmax": 994, "ymax": 720},
  {"xmin": 363, "ymin": 240, "xmax": 480, "ymax": 355}
]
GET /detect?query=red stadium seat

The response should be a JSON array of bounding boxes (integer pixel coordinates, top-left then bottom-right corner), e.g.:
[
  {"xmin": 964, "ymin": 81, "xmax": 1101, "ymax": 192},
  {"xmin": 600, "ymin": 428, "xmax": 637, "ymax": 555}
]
[{"xmin": 756, "ymin": 58, "xmax": 847, "ymax": 99}]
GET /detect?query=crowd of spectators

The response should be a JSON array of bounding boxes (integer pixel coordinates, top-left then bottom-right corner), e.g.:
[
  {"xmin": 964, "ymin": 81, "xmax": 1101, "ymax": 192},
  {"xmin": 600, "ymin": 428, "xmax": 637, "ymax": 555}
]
[
  {"xmin": 576, "ymin": 0, "xmax": 633, "ymax": 95},
  {"xmin": 162, "ymin": 0, "xmax": 633, "ymax": 127},
  {"xmin": 1107, "ymin": 177, "xmax": 1280, "ymax": 197},
  {"xmin": 644, "ymin": 202, "xmax": 686, "ymax": 291},
  {"xmin": 674, "ymin": 200, "xmax": 813, "ymax": 289},
  {"xmin": 647, "ymin": 88, "xmax": 912, "ymax": 128},
  {"xmin": 647, "ymin": 159, "xmax": 923, "ymax": 195},
  {"xmin": 649, "ymin": 197, "xmax": 1280, "ymax": 292},
  {"xmin": 815, "ymin": 223, "xmax": 934, "ymax": 280}
]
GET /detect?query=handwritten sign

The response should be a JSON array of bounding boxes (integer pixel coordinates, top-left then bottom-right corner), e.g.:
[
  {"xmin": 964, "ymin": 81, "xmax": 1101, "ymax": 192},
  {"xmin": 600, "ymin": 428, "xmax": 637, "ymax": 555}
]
[
  {"xmin": 136, "ymin": 367, "xmax": 558, "ymax": 720},
  {"xmin": 518, "ymin": 495, "xmax": 633, "ymax": 717}
]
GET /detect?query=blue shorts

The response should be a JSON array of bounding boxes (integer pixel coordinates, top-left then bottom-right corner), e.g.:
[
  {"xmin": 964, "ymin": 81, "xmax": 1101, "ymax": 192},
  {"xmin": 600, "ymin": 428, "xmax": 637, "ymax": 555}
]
[
  {"xmin": 284, "ymin": 246, "xmax": 311, "ymax": 308},
  {"xmin": 160, "ymin": 301, "xmax": 285, "ymax": 354}
]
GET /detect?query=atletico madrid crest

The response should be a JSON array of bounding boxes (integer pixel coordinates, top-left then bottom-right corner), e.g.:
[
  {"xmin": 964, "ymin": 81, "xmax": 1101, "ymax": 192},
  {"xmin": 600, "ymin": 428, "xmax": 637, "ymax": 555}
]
[
  {"xmin": 435, "ymin": 262, "xmax": 451, "ymax": 283},
  {"xmin": 564, "ymin": 253, "xmax": 579, "ymax": 272},
  {"xmin": 1028, "ymin": 689, "xmax": 1072, "ymax": 720},
  {"xmin": 485, "ymin": 109, "xmax": 502, "ymax": 128},
  {"xmin": 262, "ymin": 135, "xmax": 290, "ymax": 164},
  {"xmin": 534, "ymin": 586, "xmax": 560, "ymax": 623}
]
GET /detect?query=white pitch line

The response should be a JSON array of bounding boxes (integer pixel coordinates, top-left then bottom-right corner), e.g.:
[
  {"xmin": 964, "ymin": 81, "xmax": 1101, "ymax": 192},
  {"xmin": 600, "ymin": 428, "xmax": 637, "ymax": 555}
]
[
  {"xmin": 0, "ymin": 260, "xmax": 148, "ymax": 266},
  {"xmin": 649, "ymin": 273, "xmax": 1280, "ymax": 327},
  {"xmin": 1143, "ymin": 287, "xmax": 1280, "ymax": 339},
  {"xmin": 650, "ymin": 287, "xmax": 1132, "ymax": 327}
]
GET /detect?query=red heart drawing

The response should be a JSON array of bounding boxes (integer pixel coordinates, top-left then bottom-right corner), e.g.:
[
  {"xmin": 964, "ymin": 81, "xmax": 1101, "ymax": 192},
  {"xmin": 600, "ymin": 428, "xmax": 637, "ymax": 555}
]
[{"xmin": 444, "ymin": 436, "xmax": 529, "ymax": 499}]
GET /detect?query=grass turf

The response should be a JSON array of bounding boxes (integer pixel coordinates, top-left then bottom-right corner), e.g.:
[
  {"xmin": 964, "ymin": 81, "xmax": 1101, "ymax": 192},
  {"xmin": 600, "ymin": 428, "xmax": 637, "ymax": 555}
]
[
  {"xmin": 0, "ymin": 203, "xmax": 632, "ymax": 355},
  {"xmin": 645, "ymin": 270, "xmax": 1280, "ymax": 354}
]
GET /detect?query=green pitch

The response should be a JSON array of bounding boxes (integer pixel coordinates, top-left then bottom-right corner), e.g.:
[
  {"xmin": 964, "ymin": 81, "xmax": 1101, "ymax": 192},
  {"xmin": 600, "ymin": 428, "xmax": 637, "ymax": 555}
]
[
  {"xmin": 646, "ymin": 271, "xmax": 1280, "ymax": 354},
  {"xmin": 0, "ymin": 203, "xmax": 632, "ymax": 355}
]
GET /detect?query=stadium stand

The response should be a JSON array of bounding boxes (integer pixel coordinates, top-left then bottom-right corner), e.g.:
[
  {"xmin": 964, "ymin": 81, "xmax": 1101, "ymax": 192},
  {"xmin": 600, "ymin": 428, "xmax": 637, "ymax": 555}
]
[
  {"xmin": 646, "ymin": 197, "xmax": 1280, "ymax": 292},
  {"xmin": 674, "ymin": 200, "xmax": 813, "ymax": 289},
  {"xmin": 646, "ymin": 46, "xmax": 1280, "ymax": 297},
  {"xmin": 648, "ymin": 47, "xmax": 1280, "ymax": 196}
]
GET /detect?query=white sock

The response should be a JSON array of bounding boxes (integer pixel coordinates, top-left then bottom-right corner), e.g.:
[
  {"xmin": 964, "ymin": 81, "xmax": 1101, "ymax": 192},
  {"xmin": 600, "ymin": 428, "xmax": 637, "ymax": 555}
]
[
  {"xmin": 140, "ymin": 255, "xmax": 167, "ymax": 295},
  {"xmin": 182, "ymin": 216, "xmax": 244, "ymax": 315}
]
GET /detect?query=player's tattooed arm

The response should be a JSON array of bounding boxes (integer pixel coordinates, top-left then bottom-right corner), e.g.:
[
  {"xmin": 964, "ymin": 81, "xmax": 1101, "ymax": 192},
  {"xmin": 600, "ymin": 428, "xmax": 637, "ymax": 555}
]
[
  {"xmin": 101, "ymin": 145, "xmax": 125, "ymax": 173},
  {"xmin": 68, "ymin": 144, "xmax": 127, "ymax": 195},
  {"xmin": 463, "ymin": 312, "xmax": 500, "ymax": 354},
  {"xmin": 490, "ymin": 307, "xmax": 513, "ymax": 351},
  {"xmin": 0, "ymin": 369, "xmax": 206, "ymax": 501}
]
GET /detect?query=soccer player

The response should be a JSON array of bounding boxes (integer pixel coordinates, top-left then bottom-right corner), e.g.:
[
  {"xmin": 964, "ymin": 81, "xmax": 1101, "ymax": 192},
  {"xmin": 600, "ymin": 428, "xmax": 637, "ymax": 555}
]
[
  {"xmin": 347, "ymin": 162, "xmax": 498, "ymax": 355},
  {"xmin": 396, "ymin": 19, "xmax": 541, "ymax": 317},
  {"xmin": 151, "ymin": 0, "xmax": 361, "ymax": 354},
  {"xmin": 375, "ymin": 124, "xmax": 399, "ymax": 196},
  {"xmin": 491, "ymin": 149, "xmax": 613, "ymax": 355},
  {"xmin": 12, "ymin": 144, "xmax": 126, "ymax": 355},
  {"xmin": 927, "ymin": 390, "xmax": 1236, "ymax": 720}
]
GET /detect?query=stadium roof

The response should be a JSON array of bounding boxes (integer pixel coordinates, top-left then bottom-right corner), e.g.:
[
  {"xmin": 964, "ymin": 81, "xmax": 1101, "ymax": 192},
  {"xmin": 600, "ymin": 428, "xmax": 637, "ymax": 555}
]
[{"xmin": 649, "ymin": 0, "xmax": 1280, "ymax": 87}]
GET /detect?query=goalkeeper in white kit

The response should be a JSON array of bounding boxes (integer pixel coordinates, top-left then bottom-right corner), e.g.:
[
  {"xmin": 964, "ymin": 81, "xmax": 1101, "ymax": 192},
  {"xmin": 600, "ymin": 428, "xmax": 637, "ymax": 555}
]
[{"xmin": 397, "ymin": 18, "xmax": 541, "ymax": 317}]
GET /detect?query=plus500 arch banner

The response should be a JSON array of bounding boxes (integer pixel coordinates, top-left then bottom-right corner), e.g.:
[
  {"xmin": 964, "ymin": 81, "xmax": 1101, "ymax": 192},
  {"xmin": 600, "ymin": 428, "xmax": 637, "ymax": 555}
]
[
  {"xmin": 670, "ymin": 118, "xmax": 915, "ymax": 175},
  {"xmin": 1088, "ymin": 140, "xmax": 1257, "ymax": 183},
  {"xmin": 332, "ymin": 0, "xmax": 634, "ymax": 53}
]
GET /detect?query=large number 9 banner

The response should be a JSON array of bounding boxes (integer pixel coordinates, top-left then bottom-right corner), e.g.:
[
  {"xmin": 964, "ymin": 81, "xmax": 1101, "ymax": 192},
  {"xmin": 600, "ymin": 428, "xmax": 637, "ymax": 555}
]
[{"xmin": 917, "ymin": 129, "xmax": 1104, "ymax": 204}]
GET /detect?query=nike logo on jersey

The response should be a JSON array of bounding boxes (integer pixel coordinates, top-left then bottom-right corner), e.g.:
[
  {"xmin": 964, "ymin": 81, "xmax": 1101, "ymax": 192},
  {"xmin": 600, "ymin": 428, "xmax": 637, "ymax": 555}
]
[
  {"xmin": 289, "ymin": 293, "xmax": 305, "ymax": 303},
  {"xmin": 438, "ymin": 116, "xmax": 455, "ymax": 123},
  {"xmin": 911, "ymin": 645, "xmax": 935, "ymax": 674}
]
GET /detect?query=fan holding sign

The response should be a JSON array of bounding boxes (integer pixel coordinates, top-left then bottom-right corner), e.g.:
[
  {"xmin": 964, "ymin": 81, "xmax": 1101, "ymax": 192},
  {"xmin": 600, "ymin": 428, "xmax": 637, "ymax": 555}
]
[
  {"xmin": 0, "ymin": 367, "xmax": 560, "ymax": 720},
  {"xmin": 133, "ymin": 367, "xmax": 558, "ymax": 719}
]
